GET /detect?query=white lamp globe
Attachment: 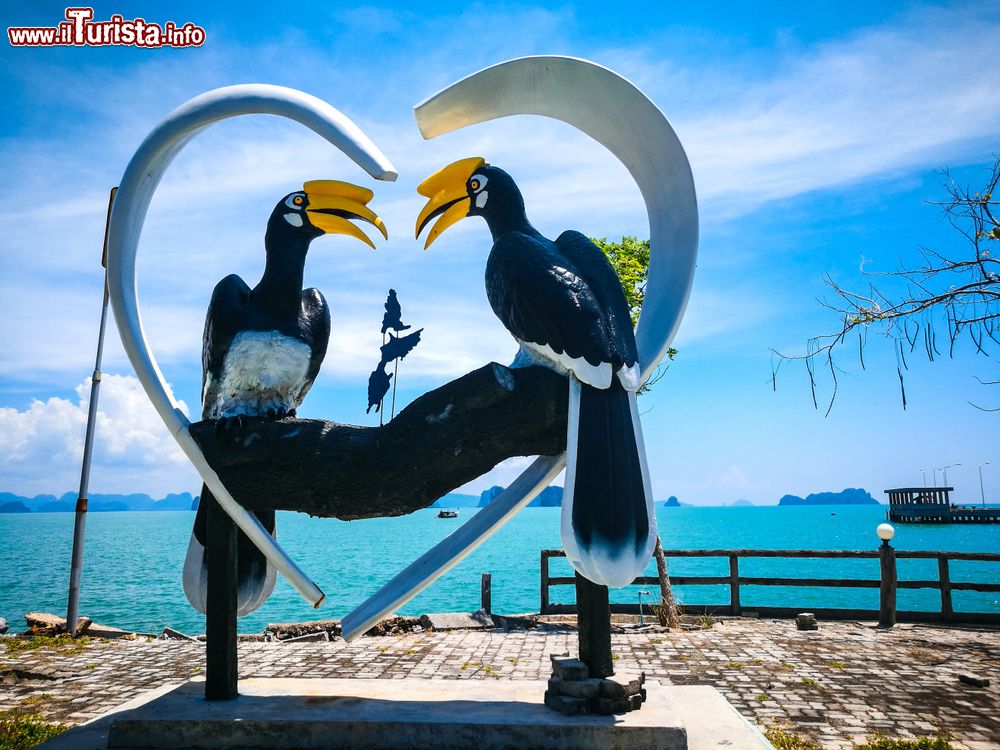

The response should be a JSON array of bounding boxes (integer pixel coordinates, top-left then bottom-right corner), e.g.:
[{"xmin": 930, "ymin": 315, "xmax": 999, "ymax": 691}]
[{"xmin": 876, "ymin": 523, "xmax": 895, "ymax": 542}]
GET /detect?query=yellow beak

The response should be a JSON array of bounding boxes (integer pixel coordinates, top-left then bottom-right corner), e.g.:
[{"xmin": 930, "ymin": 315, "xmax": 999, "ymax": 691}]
[
  {"xmin": 414, "ymin": 157, "xmax": 486, "ymax": 249},
  {"xmin": 304, "ymin": 180, "xmax": 388, "ymax": 250}
]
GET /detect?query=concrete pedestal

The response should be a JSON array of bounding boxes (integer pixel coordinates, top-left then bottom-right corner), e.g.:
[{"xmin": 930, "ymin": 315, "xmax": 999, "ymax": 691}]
[{"xmin": 42, "ymin": 678, "xmax": 773, "ymax": 750}]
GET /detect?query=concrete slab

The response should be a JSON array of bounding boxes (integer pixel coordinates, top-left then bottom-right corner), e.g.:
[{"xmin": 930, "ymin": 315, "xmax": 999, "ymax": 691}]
[
  {"xmin": 42, "ymin": 678, "xmax": 773, "ymax": 750},
  {"xmin": 418, "ymin": 610, "xmax": 493, "ymax": 631}
]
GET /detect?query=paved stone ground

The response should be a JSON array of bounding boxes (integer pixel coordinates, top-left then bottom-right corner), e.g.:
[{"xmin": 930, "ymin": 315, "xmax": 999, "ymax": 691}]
[{"xmin": 1, "ymin": 619, "xmax": 997, "ymax": 749}]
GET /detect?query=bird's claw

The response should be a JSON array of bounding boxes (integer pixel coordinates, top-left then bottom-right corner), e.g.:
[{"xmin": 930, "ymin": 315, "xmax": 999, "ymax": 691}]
[
  {"xmin": 266, "ymin": 406, "xmax": 295, "ymax": 420},
  {"xmin": 214, "ymin": 415, "xmax": 246, "ymax": 440}
]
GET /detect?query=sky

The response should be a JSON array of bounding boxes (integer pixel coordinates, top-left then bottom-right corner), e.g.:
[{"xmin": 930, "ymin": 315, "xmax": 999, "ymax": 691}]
[{"xmin": 0, "ymin": 1, "xmax": 997, "ymax": 506}]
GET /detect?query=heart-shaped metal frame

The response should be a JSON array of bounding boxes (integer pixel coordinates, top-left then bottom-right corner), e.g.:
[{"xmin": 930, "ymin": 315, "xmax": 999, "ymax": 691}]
[
  {"xmin": 342, "ymin": 56, "xmax": 699, "ymax": 640},
  {"xmin": 105, "ymin": 84, "xmax": 398, "ymax": 608}
]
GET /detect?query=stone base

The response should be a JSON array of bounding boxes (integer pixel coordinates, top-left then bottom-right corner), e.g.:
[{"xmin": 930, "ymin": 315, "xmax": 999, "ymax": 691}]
[{"xmin": 41, "ymin": 678, "xmax": 774, "ymax": 750}]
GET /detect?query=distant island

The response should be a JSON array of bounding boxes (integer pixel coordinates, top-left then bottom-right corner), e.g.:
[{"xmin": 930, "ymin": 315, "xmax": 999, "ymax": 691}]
[
  {"xmin": 1, "ymin": 486, "xmax": 877, "ymax": 513},
  {"xmin": 0, "ymin": 491, "xmax": 198, "ymax": 513},
  {"xmin": 778, "ymin": 488, "xmax": 877, "ymax": 506}
]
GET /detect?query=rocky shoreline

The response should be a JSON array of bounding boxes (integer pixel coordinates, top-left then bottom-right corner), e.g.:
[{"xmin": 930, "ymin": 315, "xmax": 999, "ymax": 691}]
[{"xmin": 8, "ymin": 609, "xmax": 567, "ymax": 644}]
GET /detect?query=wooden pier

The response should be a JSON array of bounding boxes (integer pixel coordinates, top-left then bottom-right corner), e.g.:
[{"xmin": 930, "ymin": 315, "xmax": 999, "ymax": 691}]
[{"xmin": 884, "ymin": 486, "xmax": 1000, "ymax": 524}]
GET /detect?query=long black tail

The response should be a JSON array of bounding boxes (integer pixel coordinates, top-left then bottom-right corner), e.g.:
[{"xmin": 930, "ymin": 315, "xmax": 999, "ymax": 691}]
[
  {"xmin": 562, "ymin": 376, "xmax": 656, "ymax": 587},
  {"xmin": 182, "ymin": 484, "xmax": 277, "ymax": 616}
]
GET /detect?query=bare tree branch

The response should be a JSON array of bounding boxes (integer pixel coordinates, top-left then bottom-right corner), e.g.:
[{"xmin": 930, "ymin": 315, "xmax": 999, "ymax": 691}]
[{"xmin": 774, "ymin": 156, "xmax": 1000, "ymax": 412}]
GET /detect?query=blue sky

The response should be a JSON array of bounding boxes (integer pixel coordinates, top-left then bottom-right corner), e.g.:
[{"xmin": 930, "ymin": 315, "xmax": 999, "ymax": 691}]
[{"xmin": 1, "ymin": 1, "xmax": 997, "ymax": 505}]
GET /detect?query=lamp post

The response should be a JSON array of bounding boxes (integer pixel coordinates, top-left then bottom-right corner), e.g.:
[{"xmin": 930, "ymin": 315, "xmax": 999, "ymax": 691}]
[
  {"xmin": 637, "ymin": 589, "xmax": 650, "ymax": 626},
  {"xmin": 920, "ymin": 468, "xmax": 927, "ymax": 487},
  {"xmin": 980, "ymin": 462, "xmax": 991, "ymax": 507},
  {"xmin": 877, "ymin": 523, "xmax": 896, "ymax": 628},
  {"xmin": 941, "ymin": 463, "xmax": 961, "ymax": 487},
  {"xmin": 66, "ymin": 187, "xmax": 116, "ymax": 638},
  {"xmin": 933, "ymin": 467, "xmax": 940, "ymax": 486}
]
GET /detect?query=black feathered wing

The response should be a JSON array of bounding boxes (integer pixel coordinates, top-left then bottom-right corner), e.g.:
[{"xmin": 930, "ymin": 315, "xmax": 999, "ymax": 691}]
[
  {"xmin": 200, "ymin": 274, "xmax": 251, "ymax": 419},
  {"xmin": 486, "ymin": 232, "xmax": 616, "ymax": 387},
  {"xmin": 295, "ymin": 287, "xmax": 330, "ymax": 407}
]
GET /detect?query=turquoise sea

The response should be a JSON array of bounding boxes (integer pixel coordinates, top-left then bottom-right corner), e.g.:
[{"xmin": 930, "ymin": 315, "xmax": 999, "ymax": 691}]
[{"xmin": 1, "ymin": 505, "xmax": 997, "ymax": 634}]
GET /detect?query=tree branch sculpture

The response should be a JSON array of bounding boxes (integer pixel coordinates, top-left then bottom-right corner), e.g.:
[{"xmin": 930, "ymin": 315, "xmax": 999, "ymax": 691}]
[{"xmin": 189, "ymin": 363, "xmax": 568, "ymax": 519}]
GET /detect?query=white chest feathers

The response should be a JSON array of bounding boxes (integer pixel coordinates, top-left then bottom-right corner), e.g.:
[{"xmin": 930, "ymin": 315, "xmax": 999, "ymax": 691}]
[{"xmin": 205, "ymin": 331, "xmax": 313, "ymax": 418}]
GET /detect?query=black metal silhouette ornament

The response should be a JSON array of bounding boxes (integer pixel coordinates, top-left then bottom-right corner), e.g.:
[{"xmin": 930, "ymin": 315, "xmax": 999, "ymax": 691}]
[
  {"xmin": 381, "ymin": 289, "xmax": 411, "ymax": 334},
  {"xmin": 367, "ymin": 289, "xmax": 422, "ymax": 422}
]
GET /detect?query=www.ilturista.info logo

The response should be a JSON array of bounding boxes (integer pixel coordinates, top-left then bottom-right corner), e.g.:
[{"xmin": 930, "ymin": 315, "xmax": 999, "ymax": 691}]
[{"xmin": 8, "ymin": 8, "xmax": 206, "ymax": 48}]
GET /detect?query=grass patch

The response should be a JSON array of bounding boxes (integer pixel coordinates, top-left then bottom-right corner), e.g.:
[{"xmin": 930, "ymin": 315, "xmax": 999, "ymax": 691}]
[
  {"xmin": 0, "ymin": 708, "xmax": 66, "ymax": 750},
  {"xmin": 764, "ymin": 725, "xmax": 821, "ymax": 750},
  {"xmin": 779, "ymin": 662, "xmax": 795, "ymax": 671},
  {"xmin": 763, "ymin": 725, "xmax": 953, "ymax": 750},
  {"xmin": 506, "ymin": 658, "xmax": 518, "ymax": 665},
  {"xmin": 855, "ymin": 736, "xmax": 952, "ymax": 750},
  {"xmin": 829, "ymin": 660, "xmax": 846, "ymax": 670},
  {"xmin": 4, "ymin": 636, "xmax": 91, "ymax": 658},
  {"xmin": 755, "ymin": 693, "xmax": 770, "ymax": 703},
  {"xmin": 725, "ymin": 661, "xmax": 745, "ymax": 670},
  {"xmin": 801, "ymin": 677, "xmax": 816, "ymax": 686}
]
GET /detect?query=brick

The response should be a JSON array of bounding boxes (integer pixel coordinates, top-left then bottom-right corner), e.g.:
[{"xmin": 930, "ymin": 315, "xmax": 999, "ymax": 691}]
[
  {"xmin": 550, "ymin": 657, "xmax": 589, "ymax": 682},
  {"xmin": 543, "ymin": 691, "xmax": 590, "ymax": 716}
]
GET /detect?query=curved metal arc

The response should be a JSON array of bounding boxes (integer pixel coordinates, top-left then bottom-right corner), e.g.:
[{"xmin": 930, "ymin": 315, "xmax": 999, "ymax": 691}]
[
  {"xmin": 106, "ymin": 84, "xmax": 398, "ymax": 607},
  {"xmin": 342, "ymin": 55, "xmax": 699, "ymax": 640}
]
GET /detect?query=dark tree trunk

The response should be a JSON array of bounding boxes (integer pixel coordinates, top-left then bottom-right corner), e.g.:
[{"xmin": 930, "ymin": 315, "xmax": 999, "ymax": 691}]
[{"xmin": 189, "ymin": 363, "xmax": 568, "ymax": 520}]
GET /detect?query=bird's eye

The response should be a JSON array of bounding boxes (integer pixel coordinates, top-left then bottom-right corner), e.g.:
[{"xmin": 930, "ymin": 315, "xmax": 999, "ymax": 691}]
[
  {"xmin": 293, "ymin": 196, "xmax": 304, "ymax": 205},
  {"xmin": 469, "ymin": 173, "xmax": 488, "ymax": 192},
  {"xmin": 285, "ymin": 194, "xmax": 305, "ymax": 209},
  {"xmin": 470, "ymin": 179, "xmax": 480, "ymax": 191}
]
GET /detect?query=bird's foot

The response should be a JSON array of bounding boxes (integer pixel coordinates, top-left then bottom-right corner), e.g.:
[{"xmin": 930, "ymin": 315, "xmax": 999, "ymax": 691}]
[{"xmin": 265, "ymin": 406, "xmax": 295, "ymax": 420}]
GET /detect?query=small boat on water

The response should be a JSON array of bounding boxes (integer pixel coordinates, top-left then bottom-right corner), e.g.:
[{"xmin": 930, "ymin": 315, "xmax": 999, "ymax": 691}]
[{"xmin": 437, "ymin": 509, "xmax": 459, "ymax": 518}]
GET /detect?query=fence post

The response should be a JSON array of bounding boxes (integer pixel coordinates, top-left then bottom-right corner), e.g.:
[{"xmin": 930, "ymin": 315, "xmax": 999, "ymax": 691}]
[
  {"xmin": 540, "ymin": 551, "xmax": 550, "ymax": 615},
  {"xmin": 937, "ymin": 556, "xmax": 953, "ymax": 621},
  {"xmin": 878, "ymin": 533, "xmax": 897, "ymax": 628},
  {"xmin": 729, "ymin": 554, "xmax": 742, "ymax": 616},
  {"xmin": 481, "ymin": 573, "xmax": 492, "ymax": 616}
]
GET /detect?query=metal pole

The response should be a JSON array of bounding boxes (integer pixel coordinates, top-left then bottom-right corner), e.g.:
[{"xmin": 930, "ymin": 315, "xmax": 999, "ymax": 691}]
[
  {"xmin": 980, "ymin": 463, "xmax": 990, "ymax": 507},
  {"xmin": 920, "ymin": 468, "xmax": 926, "ymax": 487},
  {"xmin": 66, "ymin": 188, "xmax": 116, "ymax": 637}
]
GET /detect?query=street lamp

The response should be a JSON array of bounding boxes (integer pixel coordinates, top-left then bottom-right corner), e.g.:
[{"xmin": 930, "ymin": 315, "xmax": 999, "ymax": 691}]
[
  {"xmin": 941, "ymin": 463, "xmax": 961, "ymax": 486},
  {"xmin": 920, "ymin": 468, "xmax": 927, "ymax": 487},
  {"xmin": 933, "ymin": 467, "xmax": 940, "ymax": 486},
  {"xmin": 980, "ymin": 462, "xmax": 991, "ymax": 507}
]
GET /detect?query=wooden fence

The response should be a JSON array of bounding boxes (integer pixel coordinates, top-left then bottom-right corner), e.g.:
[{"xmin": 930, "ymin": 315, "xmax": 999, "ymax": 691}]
[{"xmin": 539, "ymin": 548, "xmax": 1000, "ymax": 625}]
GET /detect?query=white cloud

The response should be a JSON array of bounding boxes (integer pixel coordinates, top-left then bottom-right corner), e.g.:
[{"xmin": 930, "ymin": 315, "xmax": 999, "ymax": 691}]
[{"xmin": 0, "ymin": 374, "xmax": 198, "ymax": 496}]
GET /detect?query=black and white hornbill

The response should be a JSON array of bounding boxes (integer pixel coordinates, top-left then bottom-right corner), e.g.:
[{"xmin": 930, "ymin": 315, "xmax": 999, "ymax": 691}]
[
  {"xmin": 183, "ymin": 180, "xmax": 387, "ymax": 616},
  {"xmin": 415, "ymin": 158, "xmax": 655, "ymax": 588}
]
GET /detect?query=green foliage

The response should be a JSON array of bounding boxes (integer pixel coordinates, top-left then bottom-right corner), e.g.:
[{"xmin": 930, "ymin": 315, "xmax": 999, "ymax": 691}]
[
  {"xmin": 590, "ymin": 235, "xmax": 650, "ymax": 326},
  {"xmin": 0, "ymin": 709, "xmax": 66, "ymax": 750},
  {"xmin": 591, "ymin": 235, "xmax": 677, "ymax": 393},
  {"xmin": 4, "ymin": 636, "xmax": 90, "ymax": 657}
]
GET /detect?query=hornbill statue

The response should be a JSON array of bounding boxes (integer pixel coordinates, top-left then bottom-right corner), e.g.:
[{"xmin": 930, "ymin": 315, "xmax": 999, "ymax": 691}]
[
  {"xmin": 183, "ymin": 180, "xmax": 387, "ymax": 616},
  {"xmin": 415, "ymin": 158, "xmax": 655, "ymax": 588}
]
